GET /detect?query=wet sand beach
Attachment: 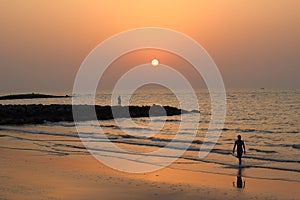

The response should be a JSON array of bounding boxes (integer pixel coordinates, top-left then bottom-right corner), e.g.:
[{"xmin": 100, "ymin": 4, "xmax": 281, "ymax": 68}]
[{"xmin": 0, "ymin": 130, "xmax": 298, "ymax": 200}]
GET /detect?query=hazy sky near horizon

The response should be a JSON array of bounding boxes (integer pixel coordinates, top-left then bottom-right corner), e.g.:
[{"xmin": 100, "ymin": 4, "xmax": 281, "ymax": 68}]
[{"xmin": 0, "ymin": 0, "xmax": 299, "ymax": 92}]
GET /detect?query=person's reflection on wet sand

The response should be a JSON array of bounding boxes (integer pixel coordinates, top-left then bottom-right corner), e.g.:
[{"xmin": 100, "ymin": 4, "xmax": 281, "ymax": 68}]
[{"xmin": 233, "ymin": 168, "xmax": 246, "ymax": 189}]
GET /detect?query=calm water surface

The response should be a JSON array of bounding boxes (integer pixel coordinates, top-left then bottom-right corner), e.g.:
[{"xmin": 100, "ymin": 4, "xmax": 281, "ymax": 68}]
[{"xmin": 0, "ymin": 89, "xmax": 299, "ymax": 181}]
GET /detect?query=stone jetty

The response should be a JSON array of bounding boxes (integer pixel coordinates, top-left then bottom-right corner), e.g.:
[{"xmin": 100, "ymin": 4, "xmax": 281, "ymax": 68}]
[
  {"xmin": 0, "ymin": 104, "xmax": 187, "ymax": 125},
  {"xmin": 0, "ymin": 93, "xmax": 70, "ymax": 100}
]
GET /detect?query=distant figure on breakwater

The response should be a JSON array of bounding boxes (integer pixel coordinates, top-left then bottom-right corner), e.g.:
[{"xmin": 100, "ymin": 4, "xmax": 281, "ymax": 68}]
[
  {"xmin": 118, "ymin": 96, "xmax": 121, "ymax": 106},
  {"xmin": 232, "ymin": 135, "xmax": 246, "ymax": 165}
]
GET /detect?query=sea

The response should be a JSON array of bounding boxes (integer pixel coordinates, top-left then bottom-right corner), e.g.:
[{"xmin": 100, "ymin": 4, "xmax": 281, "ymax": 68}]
[{"xmin": 0, "ymin": 88, "xmax": 299, "ymax": 182}]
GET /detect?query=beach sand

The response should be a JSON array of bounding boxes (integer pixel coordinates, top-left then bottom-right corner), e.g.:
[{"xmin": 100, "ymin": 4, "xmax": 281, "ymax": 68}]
[{"xmin": 0, "ymin": 133, "xmax": 299, "ymax": 200}]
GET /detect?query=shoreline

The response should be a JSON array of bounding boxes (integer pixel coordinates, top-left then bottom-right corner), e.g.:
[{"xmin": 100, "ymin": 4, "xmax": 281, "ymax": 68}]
[
  {"xmin": 0, "ymin": 124, "xmax": 299, "ymax": 184},
  {"xmin": 0, "ymin": 147, "xmax": 298, "ymax": 200},
  {"xmin": 0, "ymin": 130, "xmax": 298, "ymax": 200}
]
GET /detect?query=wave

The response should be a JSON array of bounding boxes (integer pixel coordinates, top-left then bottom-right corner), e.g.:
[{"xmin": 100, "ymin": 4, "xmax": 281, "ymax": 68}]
[
  {"xmin": 121, "ymin": 126, "xmax": 154, "ymax": 131},
  {"xmin": 1, "ymin": 126, "xmax": 299, "ymax": 165},
  {"xmin": 249, "ymin": 135, "xmax": 267, "ymax": 139},
  {"xmin": 243, "ymin": 155, "xmax": 300, "ymax": 163},
  {"xmin": 0, "ymin": 126, "xmax": 202, "ymax": 146},
  {"xmin": 217, "ymin": 128, "xmax": 275, "ymax": 134},
  {"xmin": 48, "ymin": 121, "xmax": 125, "ymax": 131},
  {"xmin": 0, "ymin": 126, "xmax": 79, "ymax": 138},
  {"xmin": 222, "ymin": 127, "xmax": 299, "ymax": 135},
  {"xmin": 238, "ymin": 118, "xmax": 257, "ymax": 121},
  {"xmin": 292, "ymin": 144, "xmax": 300, "ymax": 149},
  {"xmin": 0, "ymin": 145, "xmax": 68, "ymax": 156},
  {"xmin": 248, "ymin": 148, "xmax": 277, "ymax": 154},
  {"xmin": 152, "ymin": 119, "xmax": 181, "ymax": 122},
  {"xmin": 239, "ymin": 129, "xmax": 274, "ymax": 133},
  {"xmin": 48, "ymin": 121, "xmax": 298, "ymax": 136},
  {"xmin": 288, "ymin": 131, "xmax": 299, "ymax": 134},
  {"xmin": 100, "ymin": 124, "xmax": 119, "ymax": 129},
  {"xmin": 51, "ymin": 142, "xmax": 300, "ymax": 175},
  {"xmin": 47, "ymin": 122, "xmax": 75, "ymax": 127}
]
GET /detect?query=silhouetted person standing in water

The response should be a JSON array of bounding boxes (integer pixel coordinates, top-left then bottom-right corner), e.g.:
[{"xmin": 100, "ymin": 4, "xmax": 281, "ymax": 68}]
[
  {"xmin": 232, "ymin": 135, "xmax": 246, "ymax": 165},
  {"xmin": 117, "ymin": 96, "xmax": 121, "ymax": 106}
]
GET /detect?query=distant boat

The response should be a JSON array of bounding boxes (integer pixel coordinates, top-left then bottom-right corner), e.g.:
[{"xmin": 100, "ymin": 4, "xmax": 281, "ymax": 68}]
[{"xmin": 260, "ymin": 88, "xmax": 265, "ymax": 90}]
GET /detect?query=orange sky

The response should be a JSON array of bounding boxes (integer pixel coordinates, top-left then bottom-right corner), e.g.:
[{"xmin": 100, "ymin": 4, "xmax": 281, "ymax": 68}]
[{"xmin": 0, "ymin": 0, "xmax": 299, "ymax": 92}]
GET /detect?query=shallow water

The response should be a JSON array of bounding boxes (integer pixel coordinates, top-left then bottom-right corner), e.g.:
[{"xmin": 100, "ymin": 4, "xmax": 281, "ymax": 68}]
[{"xmin": 0, "ymin": 88, "xmax": 299, "ymax": 181}]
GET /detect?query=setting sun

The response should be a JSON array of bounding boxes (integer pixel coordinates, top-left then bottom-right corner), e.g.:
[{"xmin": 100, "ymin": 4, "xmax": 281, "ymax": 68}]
[{"xmin": 151, "ymin": 59, "xmax": 159, "ymax": 67}]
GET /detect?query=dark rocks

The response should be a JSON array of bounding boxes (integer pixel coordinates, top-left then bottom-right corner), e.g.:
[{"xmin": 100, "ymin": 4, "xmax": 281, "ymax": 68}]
[
  {"xmin": 0, "ymin": 93, "xmax": 71, "ymax": 100},
  {"xmin": 0, "ymin": 104, "xmax": 186, "ymax": 125},
  {"xmin": 191, "ymin": 109, "xmax": 200, "ymax": 113}
]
